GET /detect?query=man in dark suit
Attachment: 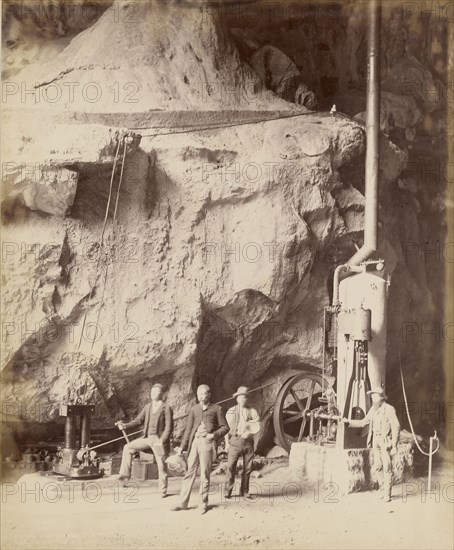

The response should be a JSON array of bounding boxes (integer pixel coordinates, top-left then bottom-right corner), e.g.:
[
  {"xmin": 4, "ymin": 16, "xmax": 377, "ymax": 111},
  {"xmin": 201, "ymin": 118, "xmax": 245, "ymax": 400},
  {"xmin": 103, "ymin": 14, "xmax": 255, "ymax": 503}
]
[
  {"xmin": 117, "ymin": 383, "xmax": 173, "ymax": 497},
  {"xmin": 172, "ymin": 384, "xmax": 228, "ymax": 514}
]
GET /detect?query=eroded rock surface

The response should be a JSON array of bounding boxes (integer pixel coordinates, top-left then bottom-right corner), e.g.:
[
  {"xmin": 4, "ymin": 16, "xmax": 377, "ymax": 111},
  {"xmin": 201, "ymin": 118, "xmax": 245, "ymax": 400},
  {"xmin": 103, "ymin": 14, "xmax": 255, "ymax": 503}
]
[{"xmin": 0, "ymin": 1, "xmax": 448, "ymax": 440}]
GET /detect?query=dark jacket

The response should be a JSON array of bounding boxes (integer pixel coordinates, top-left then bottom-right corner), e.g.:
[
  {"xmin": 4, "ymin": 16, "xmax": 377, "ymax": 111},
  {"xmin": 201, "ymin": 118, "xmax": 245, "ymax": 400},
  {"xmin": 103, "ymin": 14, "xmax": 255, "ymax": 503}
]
[
  {"xmin": 124, "ymin": 402, "xmax": 173, "ymax": 452},
  {"xmin": 181, "ymin": 403, "xmax": 228, "ymax": 453}
]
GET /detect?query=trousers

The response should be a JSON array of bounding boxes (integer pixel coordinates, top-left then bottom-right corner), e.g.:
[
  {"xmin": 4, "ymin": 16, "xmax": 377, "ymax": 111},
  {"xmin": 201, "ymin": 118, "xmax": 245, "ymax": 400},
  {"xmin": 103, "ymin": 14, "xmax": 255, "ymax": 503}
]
[
  {"xmin": 119, "ymin": 435, "xmax": 168, "ymax": 494},
  {"xmin": 179, "ymin": 436, "xmax": 215, "ymax": 508},
  {"xmin": 225, "ymin": 436, "xmax": 254, "ymax": 496},
  {"xmin": 373, "ymin": 440, "xmax": 393, "ymax": 499}
]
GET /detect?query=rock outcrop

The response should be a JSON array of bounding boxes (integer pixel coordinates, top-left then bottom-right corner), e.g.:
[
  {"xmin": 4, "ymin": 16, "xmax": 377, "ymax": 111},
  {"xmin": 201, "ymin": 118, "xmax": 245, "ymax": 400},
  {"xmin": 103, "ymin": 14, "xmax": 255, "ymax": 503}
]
[
  {"xmin": 0, "ymin": 0, "xmax": 448, "ymax": 443},
  {"xmin": 1, "ymin": 113, "xmax": 388, "ymax": 428}
]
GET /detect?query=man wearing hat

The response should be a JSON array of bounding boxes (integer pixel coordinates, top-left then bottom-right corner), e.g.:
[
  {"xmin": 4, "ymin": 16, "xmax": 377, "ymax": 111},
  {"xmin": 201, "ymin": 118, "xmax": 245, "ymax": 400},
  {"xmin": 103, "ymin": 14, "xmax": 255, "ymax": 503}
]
[
  {"xmin": 224, "ymin": 386, "xmax": 260, "ymax": 500},
  {"xmin": 117, "ymin": 383, "xmax": 173, "ymax": 497},
  {"xmin": 344, "ymin": 387, "xmax": 400, "ymax": 502}
]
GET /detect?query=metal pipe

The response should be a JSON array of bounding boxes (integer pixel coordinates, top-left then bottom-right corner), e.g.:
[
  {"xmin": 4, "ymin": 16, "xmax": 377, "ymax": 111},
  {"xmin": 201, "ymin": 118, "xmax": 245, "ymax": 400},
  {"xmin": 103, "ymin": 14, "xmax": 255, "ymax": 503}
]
[
  {"xmin": 81, "ymin": 411, "xmax": 91, "ymax": 448},
  {"xmin": 322, "ymin": 308, "xmax": 326, "ymax": 389},
  {"xmin": 309, "ymin": 412, "xmax": 314, "ymax": 438},
  {"xmin": 332, "ymin": 264, "xmax": 363, "ymax": 306},
  {"xmin": 87, "ymin": 429, "xmax": 143, "ymax": 452},
  {"xmin": 427, "ymin": 431, "xmax": 437, "ymax": 492},
  {"xmin": 64, "ymin": 414, "xmax": 76, "ymax": 449},
  {"xmin": 312, "ymin": 413, "xmax": 342, "ymax": 421},
  {"xmin": 347, "ymin": 0, "xmax": 381, "ymax": 267}
]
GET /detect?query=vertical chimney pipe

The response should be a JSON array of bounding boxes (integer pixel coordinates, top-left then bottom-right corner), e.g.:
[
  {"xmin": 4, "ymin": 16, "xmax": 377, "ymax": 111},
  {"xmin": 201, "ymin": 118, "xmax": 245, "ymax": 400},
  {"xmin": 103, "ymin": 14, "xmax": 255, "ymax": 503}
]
[
  {"xmin": 332, "ymin": 0, "xmax": 381, "ymax": 304},
  {"xmin": 347, "ymin": 0, "xmax": 381, "ymax": 266}
]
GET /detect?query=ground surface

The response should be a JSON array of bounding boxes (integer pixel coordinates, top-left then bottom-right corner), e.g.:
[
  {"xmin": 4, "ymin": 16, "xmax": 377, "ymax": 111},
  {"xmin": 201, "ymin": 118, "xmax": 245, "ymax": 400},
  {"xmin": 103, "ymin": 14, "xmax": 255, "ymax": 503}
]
[{"xmin": 1, "ymin": 461, "xmax": 453, "ymax": 549}]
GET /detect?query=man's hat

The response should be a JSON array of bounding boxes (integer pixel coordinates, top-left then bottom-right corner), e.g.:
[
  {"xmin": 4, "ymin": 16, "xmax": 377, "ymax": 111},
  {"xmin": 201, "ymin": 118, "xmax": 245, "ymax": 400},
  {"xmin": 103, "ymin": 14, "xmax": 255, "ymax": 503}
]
[
  {"xmin": 233, "ymin": 386, "xmax": 249, "ymax": 398},
  {"xmin": 165, "ymin": 453, "xmax": 186, "ymax": 474},
  {"xmin": 151, "ymin": 383, "xmax": 164, "ymax": 391},
  {"xmin": 367, "ymin": 387, "xmax": 387, "ymax": 399}
]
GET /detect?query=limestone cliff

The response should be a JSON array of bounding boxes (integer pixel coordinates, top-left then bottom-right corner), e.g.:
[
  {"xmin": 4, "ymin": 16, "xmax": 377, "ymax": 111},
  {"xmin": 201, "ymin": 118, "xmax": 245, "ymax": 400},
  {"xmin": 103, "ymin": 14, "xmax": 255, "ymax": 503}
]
[{"xmin": 1, "ymin": 1, "xmax": 449, "ymax": 442}]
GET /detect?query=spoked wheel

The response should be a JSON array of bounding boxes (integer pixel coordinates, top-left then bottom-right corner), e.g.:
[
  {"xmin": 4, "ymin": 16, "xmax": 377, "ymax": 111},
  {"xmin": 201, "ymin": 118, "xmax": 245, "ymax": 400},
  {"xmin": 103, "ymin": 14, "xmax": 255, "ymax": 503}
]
[{"xmin": 273, "ymin": 371, "xmax": 329, "ymax": 453}]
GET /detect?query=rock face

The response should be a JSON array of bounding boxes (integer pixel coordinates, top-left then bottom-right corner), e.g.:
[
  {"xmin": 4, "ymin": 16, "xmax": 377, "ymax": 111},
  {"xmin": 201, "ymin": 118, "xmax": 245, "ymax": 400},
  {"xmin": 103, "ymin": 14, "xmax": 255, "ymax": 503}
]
[
  {"xmin": 1, "ymin": 113, "xmax": 378, "ymax": 426},
  {"xmin": 3, "ymin": 1, "xmax": 291, "ymax": 112},
  {"xmin": 5, "ymin": 166, "xmax": 78, "ymax": 216},
  {"xmin": 1, "ymin": 0, "xmax": 111, "ymax": 78},
  {"xmin": 0, "ymin": 1, "xmax": 448, "ymax": 443}
]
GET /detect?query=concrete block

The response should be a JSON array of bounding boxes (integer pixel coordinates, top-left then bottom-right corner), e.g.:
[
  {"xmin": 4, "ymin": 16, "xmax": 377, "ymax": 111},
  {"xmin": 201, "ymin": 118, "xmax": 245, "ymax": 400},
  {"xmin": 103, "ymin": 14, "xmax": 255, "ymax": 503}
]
[{"xmin": 289, "ymin": 442, "xmax": 414, "ymax": 494}]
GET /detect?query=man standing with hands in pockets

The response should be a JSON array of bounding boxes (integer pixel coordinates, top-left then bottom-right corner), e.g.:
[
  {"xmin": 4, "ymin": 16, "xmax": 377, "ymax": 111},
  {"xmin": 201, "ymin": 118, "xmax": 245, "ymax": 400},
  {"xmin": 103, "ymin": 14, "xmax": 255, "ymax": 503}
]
[{"xmin": 172, "ymin": 384, "xmax": 228, "ymax": 514}]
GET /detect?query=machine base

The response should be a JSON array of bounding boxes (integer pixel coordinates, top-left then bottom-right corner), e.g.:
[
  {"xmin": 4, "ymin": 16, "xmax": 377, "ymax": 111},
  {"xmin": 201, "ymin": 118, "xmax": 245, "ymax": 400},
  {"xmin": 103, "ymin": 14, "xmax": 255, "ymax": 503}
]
[
  {"xmin": 53, "ymin": 463, "xmax": 103, "ymax": 479},
  {"xmin": 289, "ymin": 442, "xmax": 414, "ymax": 494}
]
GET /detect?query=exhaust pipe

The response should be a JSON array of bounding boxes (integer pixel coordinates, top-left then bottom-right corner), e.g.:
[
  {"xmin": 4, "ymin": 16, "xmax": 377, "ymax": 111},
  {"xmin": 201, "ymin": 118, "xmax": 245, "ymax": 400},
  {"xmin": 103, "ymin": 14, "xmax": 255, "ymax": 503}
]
[
  {"xmin": 332, "ymin": 0, "xmax": 381, "ymax": 304},
  {"xmin": 348, "ymin": 0, "xmax": 381, "ymax": 266}
]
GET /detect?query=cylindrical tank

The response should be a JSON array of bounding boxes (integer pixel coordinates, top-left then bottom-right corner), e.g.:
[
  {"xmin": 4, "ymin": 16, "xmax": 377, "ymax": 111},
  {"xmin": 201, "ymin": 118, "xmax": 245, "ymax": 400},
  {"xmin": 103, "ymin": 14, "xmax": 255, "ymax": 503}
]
[
  {"xmin": 336, "ymin": 271, "xmax": 387, "ymax": 414},
  {"xmin": 64, "ymin": 414, "xmax": 76, "ymax": 449},
  {"xmin": 351, "ymin": 308, "xmax": 372, "ymax": 341},
  {"xmin": 338, "ymin": 310, "xmax": 353, "ymax": 335}
]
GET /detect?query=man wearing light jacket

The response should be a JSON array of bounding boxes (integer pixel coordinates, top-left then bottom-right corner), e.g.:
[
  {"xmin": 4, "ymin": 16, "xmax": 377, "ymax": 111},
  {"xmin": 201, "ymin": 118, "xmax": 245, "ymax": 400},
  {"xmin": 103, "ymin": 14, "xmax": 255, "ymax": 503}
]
[
  {"xmin": 224, "ymin": 386, "xmax": 260, "ymax": 500},
  {"xmin": 344, "ymin": 387, "xmax": 400, "ymax": 502}
]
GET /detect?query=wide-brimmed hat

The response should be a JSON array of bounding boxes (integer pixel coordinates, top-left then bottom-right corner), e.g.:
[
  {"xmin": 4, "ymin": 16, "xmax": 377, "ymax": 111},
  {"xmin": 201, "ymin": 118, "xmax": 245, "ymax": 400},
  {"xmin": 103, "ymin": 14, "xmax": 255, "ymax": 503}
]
[
  {"xmin": 165, "ymin": 453, "xmax": 186, "ymax": 474},
  {"xmin": 367, "ymin": 387, "xmax": 387, "ymax": 399},
  {"xmin": 233, "ymin": 386, "xmax": 249, "ymax": 398}
]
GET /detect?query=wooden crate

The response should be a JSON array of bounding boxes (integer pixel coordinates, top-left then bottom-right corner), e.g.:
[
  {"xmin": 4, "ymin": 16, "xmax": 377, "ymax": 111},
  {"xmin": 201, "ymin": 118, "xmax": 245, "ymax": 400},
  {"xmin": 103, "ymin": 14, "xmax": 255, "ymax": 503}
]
[{"xmin": 131, "ymin": 459, "xmax": 158, "ymax": 481}]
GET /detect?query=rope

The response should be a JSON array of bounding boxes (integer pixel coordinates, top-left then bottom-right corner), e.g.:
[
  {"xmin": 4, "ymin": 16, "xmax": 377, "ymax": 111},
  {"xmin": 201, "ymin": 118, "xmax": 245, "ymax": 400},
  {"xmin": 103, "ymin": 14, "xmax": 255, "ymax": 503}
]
[
  {"xmin": 78, "ymin": 135, "xmax": 124, "ymax": 349},
  {"xmin": 90, "ymin": 139, "xmax": 128, "ymax": 351},
  {"xmin": 135, "ymin": 109, "xmax": 368, "ymax": 139},
  {"xmin": 129, "ymin": 109, "xmax": 368, "ymax": 140},
  {"xmin": 113, "ymin": 139, "xmax": 128, "ymax": 221},
  {"xmin": 172, "ymin": 381, "xmax": 276, "ymax": 422},
  {"xmin": 399, "ymin": 351, "xmax": 440, "ymax": 457},
  {"xmin": 90, "ymin": 264, "xmax": 110, "ymax": 352}
]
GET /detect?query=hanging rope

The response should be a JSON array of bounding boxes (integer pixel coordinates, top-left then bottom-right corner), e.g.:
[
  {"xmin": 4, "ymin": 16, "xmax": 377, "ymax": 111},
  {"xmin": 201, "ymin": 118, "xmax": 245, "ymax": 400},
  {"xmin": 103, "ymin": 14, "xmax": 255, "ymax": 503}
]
[
  {"xmin": 90, "ymin": 138, "xmax": 129, "ymax": 351},
  {"xmin": 90, "ymin": 264, "xmax": 110, "ymax": 352},
  {"xmin": 399, "ymin": 351, "xmax": 440, "ymax": 457},
  {"xmin": 78, "ymin": 134, "xmax": 124, "ymax": 349},
  {"xmin": 113, "ymin": 139, "xmax": 128, "ymax": 221}
]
